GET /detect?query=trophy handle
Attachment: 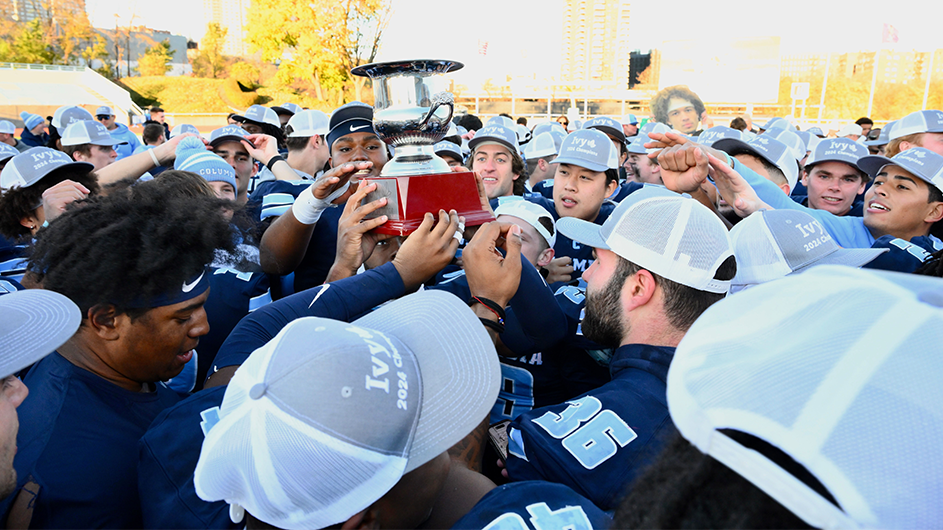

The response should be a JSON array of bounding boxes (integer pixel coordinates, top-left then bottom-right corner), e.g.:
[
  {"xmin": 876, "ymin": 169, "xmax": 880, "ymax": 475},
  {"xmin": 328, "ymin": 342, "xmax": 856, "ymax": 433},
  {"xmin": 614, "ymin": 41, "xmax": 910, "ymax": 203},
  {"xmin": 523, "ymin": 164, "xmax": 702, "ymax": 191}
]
[{"xmin": 418, "ymin": 91, "xmax": 454, "ymax": 132}]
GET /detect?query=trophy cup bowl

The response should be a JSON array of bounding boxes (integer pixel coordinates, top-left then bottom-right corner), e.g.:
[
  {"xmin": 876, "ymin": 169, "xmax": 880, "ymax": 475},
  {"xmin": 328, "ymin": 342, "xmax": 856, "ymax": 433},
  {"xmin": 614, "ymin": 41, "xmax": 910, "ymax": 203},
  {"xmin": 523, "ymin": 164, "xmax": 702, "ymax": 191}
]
[{"xmin": 351, "ymin": 59, "xmax": 495, "ymax": 235}]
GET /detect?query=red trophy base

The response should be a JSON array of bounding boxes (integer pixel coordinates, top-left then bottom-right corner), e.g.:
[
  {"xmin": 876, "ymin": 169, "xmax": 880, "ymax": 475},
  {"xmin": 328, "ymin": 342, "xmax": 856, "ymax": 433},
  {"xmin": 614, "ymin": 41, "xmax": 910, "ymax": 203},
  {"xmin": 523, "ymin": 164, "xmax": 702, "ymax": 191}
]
[{"xmin": 364, "ymin": 171, "xmax": 495, "ymax": 236}]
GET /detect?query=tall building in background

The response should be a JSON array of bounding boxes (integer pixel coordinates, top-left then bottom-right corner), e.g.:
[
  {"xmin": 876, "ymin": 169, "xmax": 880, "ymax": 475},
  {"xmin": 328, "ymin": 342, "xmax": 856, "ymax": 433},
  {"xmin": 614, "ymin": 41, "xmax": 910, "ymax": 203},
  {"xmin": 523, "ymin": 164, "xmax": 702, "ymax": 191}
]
[
  {"xmin": 1, "ymin": 0, "xmax": 86, "ymax": 24},
  {"xmin": 202, "ymin": 0, "xmax": 249, "ymax": 57},
  {"xmin": 560, "ymin": 0, "xmax": 631, "ymax": 88}
]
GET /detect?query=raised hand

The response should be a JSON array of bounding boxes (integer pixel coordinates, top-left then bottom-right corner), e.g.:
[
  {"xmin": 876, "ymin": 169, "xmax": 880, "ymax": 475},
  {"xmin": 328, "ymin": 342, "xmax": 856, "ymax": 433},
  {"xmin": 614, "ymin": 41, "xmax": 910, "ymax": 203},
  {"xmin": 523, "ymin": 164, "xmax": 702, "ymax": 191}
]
[
  {"xmin": 42, "ymin": 180, "xmax": 90, "ymax": 224},
  {"xmin": 325, "ymin": 180, "xmax": 393, "ymax": 282},
  {"xmin": 463, "ymin": 221, "xmax": 523, "ymax": 307},
  {"xmin": 706, "ymin": 153, "xmax": 770, "ymax": 217},
  {"xmin": 543, "ymin": 256, "xmax": 574, "ymax": 284},
  {"xmin": 393, "ymin": 209, "xmax": 461, "ymax": 289}
]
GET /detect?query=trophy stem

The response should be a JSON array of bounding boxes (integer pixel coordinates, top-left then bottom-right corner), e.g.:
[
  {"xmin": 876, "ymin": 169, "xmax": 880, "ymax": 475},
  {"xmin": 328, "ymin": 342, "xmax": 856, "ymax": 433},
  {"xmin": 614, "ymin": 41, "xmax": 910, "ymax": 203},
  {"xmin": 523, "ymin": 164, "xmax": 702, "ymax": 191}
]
[{"xmin": 380, "ymin": 145, "xmax": 452, "ymax": 177}]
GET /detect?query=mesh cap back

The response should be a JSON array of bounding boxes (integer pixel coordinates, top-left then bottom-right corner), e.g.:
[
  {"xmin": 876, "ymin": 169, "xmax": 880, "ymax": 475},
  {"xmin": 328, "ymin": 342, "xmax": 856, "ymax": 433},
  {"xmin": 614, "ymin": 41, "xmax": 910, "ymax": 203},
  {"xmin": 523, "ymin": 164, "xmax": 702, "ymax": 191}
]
[
  {"xmin": 557, "ymin": 187, "xmax": 733, "ymax": 294},
  {"xmin": 669, "ymin": 265, "xmax": 943, "ymax": 529}
]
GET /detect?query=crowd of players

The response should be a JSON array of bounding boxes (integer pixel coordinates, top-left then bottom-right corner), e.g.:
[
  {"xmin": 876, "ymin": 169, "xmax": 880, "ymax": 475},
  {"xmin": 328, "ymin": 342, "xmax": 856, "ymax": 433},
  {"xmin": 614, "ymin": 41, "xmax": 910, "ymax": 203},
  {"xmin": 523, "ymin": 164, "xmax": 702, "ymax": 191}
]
[{"xmin": 0, "ymin": 87, "xmax": 941, "ymax": 529}]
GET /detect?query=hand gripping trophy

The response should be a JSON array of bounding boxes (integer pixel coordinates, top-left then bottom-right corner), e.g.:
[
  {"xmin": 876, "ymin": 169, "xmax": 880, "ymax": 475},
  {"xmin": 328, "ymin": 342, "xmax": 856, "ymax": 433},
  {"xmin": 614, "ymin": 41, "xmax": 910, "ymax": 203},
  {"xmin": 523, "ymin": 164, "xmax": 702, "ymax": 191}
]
[{"xmin": 351, "ymin": 59, "xmax": 494, "ymax": 235}]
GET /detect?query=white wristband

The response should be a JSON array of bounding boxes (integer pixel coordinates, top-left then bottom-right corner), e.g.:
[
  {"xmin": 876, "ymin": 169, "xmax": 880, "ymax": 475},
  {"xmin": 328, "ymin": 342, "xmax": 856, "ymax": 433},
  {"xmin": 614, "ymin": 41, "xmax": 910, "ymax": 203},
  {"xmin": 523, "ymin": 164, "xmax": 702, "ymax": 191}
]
[
  {"xmin": 291, "ymin": 182, "xmax": 333, "ymax": 225},
  {"xmin": 148, "ymin": 148, "xmax": 160, "ymax": 167}
]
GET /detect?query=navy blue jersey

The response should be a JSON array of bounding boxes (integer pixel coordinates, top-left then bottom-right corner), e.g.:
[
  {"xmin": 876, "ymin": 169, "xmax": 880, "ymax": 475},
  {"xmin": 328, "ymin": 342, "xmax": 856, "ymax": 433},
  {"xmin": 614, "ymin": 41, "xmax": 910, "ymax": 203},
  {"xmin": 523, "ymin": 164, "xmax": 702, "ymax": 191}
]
[
  {"xmin": 505, "ymin": 344, "xmax": 677, "ymax": 511},
  {"xmin": 187, "ymin": 267, "xmax": 272, "ymax": 392},
  {"xmin": 524, "ymin": 195, "xmax": 615, "ymax": 283},
  {"xmin": 2, "ymin": 353, "xmax": 181, "ymax": 528},
  {"xmin": 609, "ymin": 180, "xmax": 644, "ymax": 202},
  {"xmin": 250, "ymin": 179, "xmax": 343, "ymax": 291},
  {"xmin": 0, "ymin": 235, "xmax": 27, "ymax": 283},
  {"xmin": 138, "ymin": 386, "xmax": 235, "ymax": 529},
  {"xmin": 452, "ymin": 481, "xmax": 612, "ymax": 530},
  {"xmin": 210, "ymin": 261, "xmax": 406, "ymax": 373},
  {"xmin": 528, "ymin": 179, "xmax": 555, "ymax": 200},
  {"xmin": 863, "ymin": 235, "xmax": 941, "ymax": 273}
]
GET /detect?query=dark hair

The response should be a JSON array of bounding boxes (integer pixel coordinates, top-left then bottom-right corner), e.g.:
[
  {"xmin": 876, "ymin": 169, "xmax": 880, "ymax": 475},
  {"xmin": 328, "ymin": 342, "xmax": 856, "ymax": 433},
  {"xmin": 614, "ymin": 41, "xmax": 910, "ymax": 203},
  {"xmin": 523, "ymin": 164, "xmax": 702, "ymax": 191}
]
[
  {"xmin": 517, "ymin": 117, "xmax": 527, "ymax": 126},
  {"xmin": 650, "ymin": 85, "xmax": 706, "ymax": 126},
  {"xmin": 613, "ymin": 433, "xmax": 816, "ymax": 529},
  {"xmin": 726, "ymin": 147, "xmax": 788, "ymax": 187},
  {"xmin": 537, "ymin": 216, "xmax": 555, "ymax": 251},
  {"xmin": 930, "ymin": 183, "xmax": 943, "ymax": 203},
  {"xmin": 855, "ymin": 117, "xmax": 874, "ymax": 126},
  {"xmin": 622, "ymin": 254, "xmax": 737, "ymax": 331},
  {"xmin": 251, "ymin": 121, "xmax": 286, "ymax": 149},
  {"xmin": 457, "ymin": 113, "xmax": 483, "ymax": 132},
  {"xmin": 0, "ymin": 168, "xmax": 100, "ymax": 239},
  {"xmin": 285, "ymin": 127, "xmax": 321, "ymax": 153},
  {"xmin": 498, "ymin": 113, "xmax": 513, "ymax": 120},
  {"xmin": 61, "ymin": 143, "xmax": 92, "ymax": 160},
  {"xmin": 143, "ymin": 170, "xmax": 215, "ymax": 199},
  {"xmin": 604, "ymin": 167, "xmax": 619, "ymax": 186},
  {"xmin": 142, "ymin": 123, "xmax": 165, "ymax": 145},
  {"xmin": 729, "ymin": 117, "xmax": 748, "ymax": 131},
  {"xmin": 27, "ymin": 190, "xmax": 235, "ymax": 318},
  {"xmin": 151, "ymin": 107, "xmax": 164, "ymax": 113}
]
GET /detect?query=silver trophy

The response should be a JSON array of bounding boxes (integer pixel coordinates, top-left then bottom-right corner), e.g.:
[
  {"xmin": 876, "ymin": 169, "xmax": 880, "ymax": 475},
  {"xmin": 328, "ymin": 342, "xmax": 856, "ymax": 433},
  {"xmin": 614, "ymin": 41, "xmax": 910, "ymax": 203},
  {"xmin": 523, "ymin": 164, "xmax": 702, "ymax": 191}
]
[{"xmin": 351, "ymin": 60, "xmax": 462, "ymax": 176}]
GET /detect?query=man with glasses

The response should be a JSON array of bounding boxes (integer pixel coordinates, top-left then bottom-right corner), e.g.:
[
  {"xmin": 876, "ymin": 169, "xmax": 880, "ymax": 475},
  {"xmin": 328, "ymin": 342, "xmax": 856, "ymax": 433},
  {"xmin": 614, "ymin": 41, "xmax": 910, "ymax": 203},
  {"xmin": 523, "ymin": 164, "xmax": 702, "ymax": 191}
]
[{"xmin": 95, "ymin": 106, "xmax": 142, "ymax": 161}]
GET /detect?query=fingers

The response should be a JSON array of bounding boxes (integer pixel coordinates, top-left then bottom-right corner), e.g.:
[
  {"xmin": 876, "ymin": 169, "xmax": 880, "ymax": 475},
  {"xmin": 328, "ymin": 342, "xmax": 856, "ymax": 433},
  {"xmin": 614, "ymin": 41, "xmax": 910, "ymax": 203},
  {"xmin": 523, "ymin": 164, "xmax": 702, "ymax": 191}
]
[
  {"xmin": 502, "ymin": 224, "xmax": 523, "ymax": 263},
  {"xmin": 450, "ymin": 165, "xmax": 471, "ymax": 173}
]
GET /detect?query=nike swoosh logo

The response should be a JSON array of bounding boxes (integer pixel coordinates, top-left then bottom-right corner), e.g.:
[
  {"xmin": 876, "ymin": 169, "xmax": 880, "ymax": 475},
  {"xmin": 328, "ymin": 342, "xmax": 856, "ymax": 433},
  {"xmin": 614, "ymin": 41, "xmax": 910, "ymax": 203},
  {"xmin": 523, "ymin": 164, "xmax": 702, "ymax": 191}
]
[
  {"xmin": 309, "ymin": 284, "xmax": 330, "ymax": 308},
  {"xmin": 350, "ymin": 124, "xmax": 370, "ymax": 132},
  {"xmin": 182, "ymin": 271, "xmax": 205, "ymax": 293}
]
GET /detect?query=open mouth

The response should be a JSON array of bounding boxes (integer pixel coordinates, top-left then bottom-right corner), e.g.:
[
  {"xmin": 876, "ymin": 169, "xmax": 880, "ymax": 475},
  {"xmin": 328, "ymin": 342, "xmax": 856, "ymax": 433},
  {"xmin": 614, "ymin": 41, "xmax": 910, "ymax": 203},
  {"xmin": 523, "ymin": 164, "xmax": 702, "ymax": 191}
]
[
  {"xmin": 560, "ymin": 197, "xmax": 577, "ymax": 207},
  {"xmin": 176, "ymin": 350, "xmax": 194, "ymax": 363},
  {"xmin": 821, "ymin": 196, "xmax": 843, "ymax": 204},
  {"xmin": 868, "ymin": 200, "xmax": 890, "ymax": 212}
]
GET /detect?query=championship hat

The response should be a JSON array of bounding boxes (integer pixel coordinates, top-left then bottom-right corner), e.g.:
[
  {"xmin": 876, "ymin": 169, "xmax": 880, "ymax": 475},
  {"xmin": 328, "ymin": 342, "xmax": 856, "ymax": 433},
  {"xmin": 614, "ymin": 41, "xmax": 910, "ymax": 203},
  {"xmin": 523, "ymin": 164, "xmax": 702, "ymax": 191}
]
[
  {"xmin": 621, "ymin": 113, "xmax": 639, "ymax": 126},
  {"xmin": 889, "ymin": 110, "xmax": 943, "ymax": 140},
  {"xmin": 864, "ymin": 121, "xmax": 896, "ymax": 147},
  {"xmin": 806, "ymin": 126, "xmax": 825, "ymax": 137},
  {"xmin": 174, "ymin": 136, "xmax": 237, "ymax": 191},
  {"xmin": 432, "ymin": 140, "xmax": 463, "ymax": 161},
  {"xmin": 626, "ymin": 122, "xmax": 671, "ymax": 155},
  {"xmin": 287, "ymin": 110, "xmax": 330, "ymax": 138},
  {"xmin": 584, "ymin": 116, "xmax": 627, "ymax": 144},
  {"xmin": 515, "ymin": 124, "xmax": 533, "ymax": 146},
  {"xmin": 60, "ymin": 120, "xmax": 126, "ymax": 147},
  {"xmin": 668, "ymin": 265, "xmax": 943, "ymax": 528},
  {"xmin": 209, "ymin": 125, "xmax": 251, "ymax": 147},
  {"xmin": 95, "ymin": 105, "xmax": 115, "ymax": 117},
  {"xmin": 857, "ymin": 147, "xmax": 943, "ymax": 194},
  {"xmin": 760, "ymin": 117, "xmax": 791, "ymax": 131},
  {"xmin": 468, "ymin": 124, "xmax": 520, "ymax": 155},
  {"xmin": 763, "ymin": 128, "xmax": 806, "ymax": 161},
  {"xmin": 170, "ymin": 124, "xmax": 201, "ymax": 139},
  {"xmin": 696, "ymin": 126, "xmax": 743, "ymax": 147},
  {"xmin": 714, "ymin": 134, "xmax": 801, "ymax": 192},
  {"xmin": 795, "ymin": 130, "xmax": 820, "ymax": 154},
  {"xmin": 0, "ymin": 147, "xmax": 92, "ymax": 190},
  {"xmin": 271, "ymin": 102, "xmax": 303, "ymax": 116},
  {"xmin": 233, "ymin": 105, "xmax": 281, "ymax": 128},
  {"xmin": 485, "ymin": 115, "xmax": 517, "ymax": 131},
  {"xmin": 523, "ymin": 132, "xmax": 558, "ymax": 159},
  {"xmin": 495, "ymin": 197, "xmax": 556, "ymax": 248},
  {"xmin": 729, "ymin": 209, "xmax": 886, "ymax": 290},
  {"xmin": 805, "ymin": 138, "xmax": 869, "ymax": 173},
  {"xmin": 557, "ymin": 186, "xmax": 733, "ymax": 294},
  {"xmin": 554, "ymin": 129, "xmax": 618, "ymax": 172},
  {"xmin": 0, "ymin": 121, "xmax": 15, "ymax": 135},
  {"xmin": 193, "ymin": 290, "xmax": 500, "ymax": 528},
  {"xmin": 51, "ymin": 105, "xmax": 93, "ymax": 130},
  {"xmin": 327, "ymin": 102, "xmax": 377, "ymax": 149},
  {"xmin": 19, "ymin": 111, "xmax": 44, "ymax": 131},
  {"xmin": 0, "ymin": 143, "xmax": 19, "ymax": 163},
  {"xmin": 0, "ymin": 289, "xmax": 81, "ymax": 379}
]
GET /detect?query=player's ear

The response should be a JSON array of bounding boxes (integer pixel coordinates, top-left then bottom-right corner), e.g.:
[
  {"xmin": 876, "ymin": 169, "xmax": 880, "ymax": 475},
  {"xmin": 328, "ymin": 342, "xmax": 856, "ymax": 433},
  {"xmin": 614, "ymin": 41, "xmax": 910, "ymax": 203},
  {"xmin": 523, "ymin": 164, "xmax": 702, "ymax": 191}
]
[
  {"xmin": 924, "ymin": 199, "xmax": 943, "ymax": 224},
  {"xmin": 537, "ymin": 247, "xmax": 555, "ymax": 268},
  {"xmin": 801, "ymin": 169, "xmax": 809, "ymax": 186},
  {"xmin": 86, "ymin": 304, "xmax": 122, "ymax": 340}
]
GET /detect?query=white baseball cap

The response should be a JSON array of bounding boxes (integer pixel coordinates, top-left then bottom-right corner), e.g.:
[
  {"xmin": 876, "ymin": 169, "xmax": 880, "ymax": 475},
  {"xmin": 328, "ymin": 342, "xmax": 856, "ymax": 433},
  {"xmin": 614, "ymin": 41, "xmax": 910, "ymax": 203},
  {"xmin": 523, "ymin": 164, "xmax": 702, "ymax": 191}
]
[
  {"xmin": 557, "ymin": 186, "xmax": 733, "ymax": 294},
  {"xmin": 170, "ymin": 124, "xmax": 201, "ymax": 139},
  {"xmin": 1, "ymin": 147, "xmax": 92, "ymax": 190},
  {"xmin": 233, "ymin": 105, "xmax": 281, "ymax": 128},
  {"xmin": 51, "ymin": 105, "xmax": 93, "ymax": 129},
  {"xmin": 287, "ymin": 110, "xmax": 330, "ymax": 138},
  {"xmin": 60, "ymin": 120, "xmax": 126, "ymax": 147},
  {"xmin": 95, "ymin": 106, "xmax": 115, "ymax": 116},
  {"xmin": 669, "ymin": 265, "xmax": 943, "ymax": 528},
  {"xmin": 194, "ymin": 290, "xmax": 500, "ymax": 528},
  {"xmin": 0, "ymin": 121, "xmax": 15, "ymax": 135},
  {"xmin": 495, "ymin": 197, "xmax": 556, "ymax": 248},
  {"xmin": 0, "ymin": 289, "xmax": 81, "ymax": 379},
  {"xmin": 838, "ymin": 123, "xmax": 863, "ymax": 138},
  {"xmin": 553, "ymin": 129, "xmax": 618, "ymax": 172},
  {"xmin": 523, "ymin": 132, "xmax": 558, "ymax": 159},
  {"xmin": 889, "ymin": 110, "xmax": 943, "ymax": 140},
  {"xmin": 730, "ymin": 209, "xmax": 886, "ymax": 289}
]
